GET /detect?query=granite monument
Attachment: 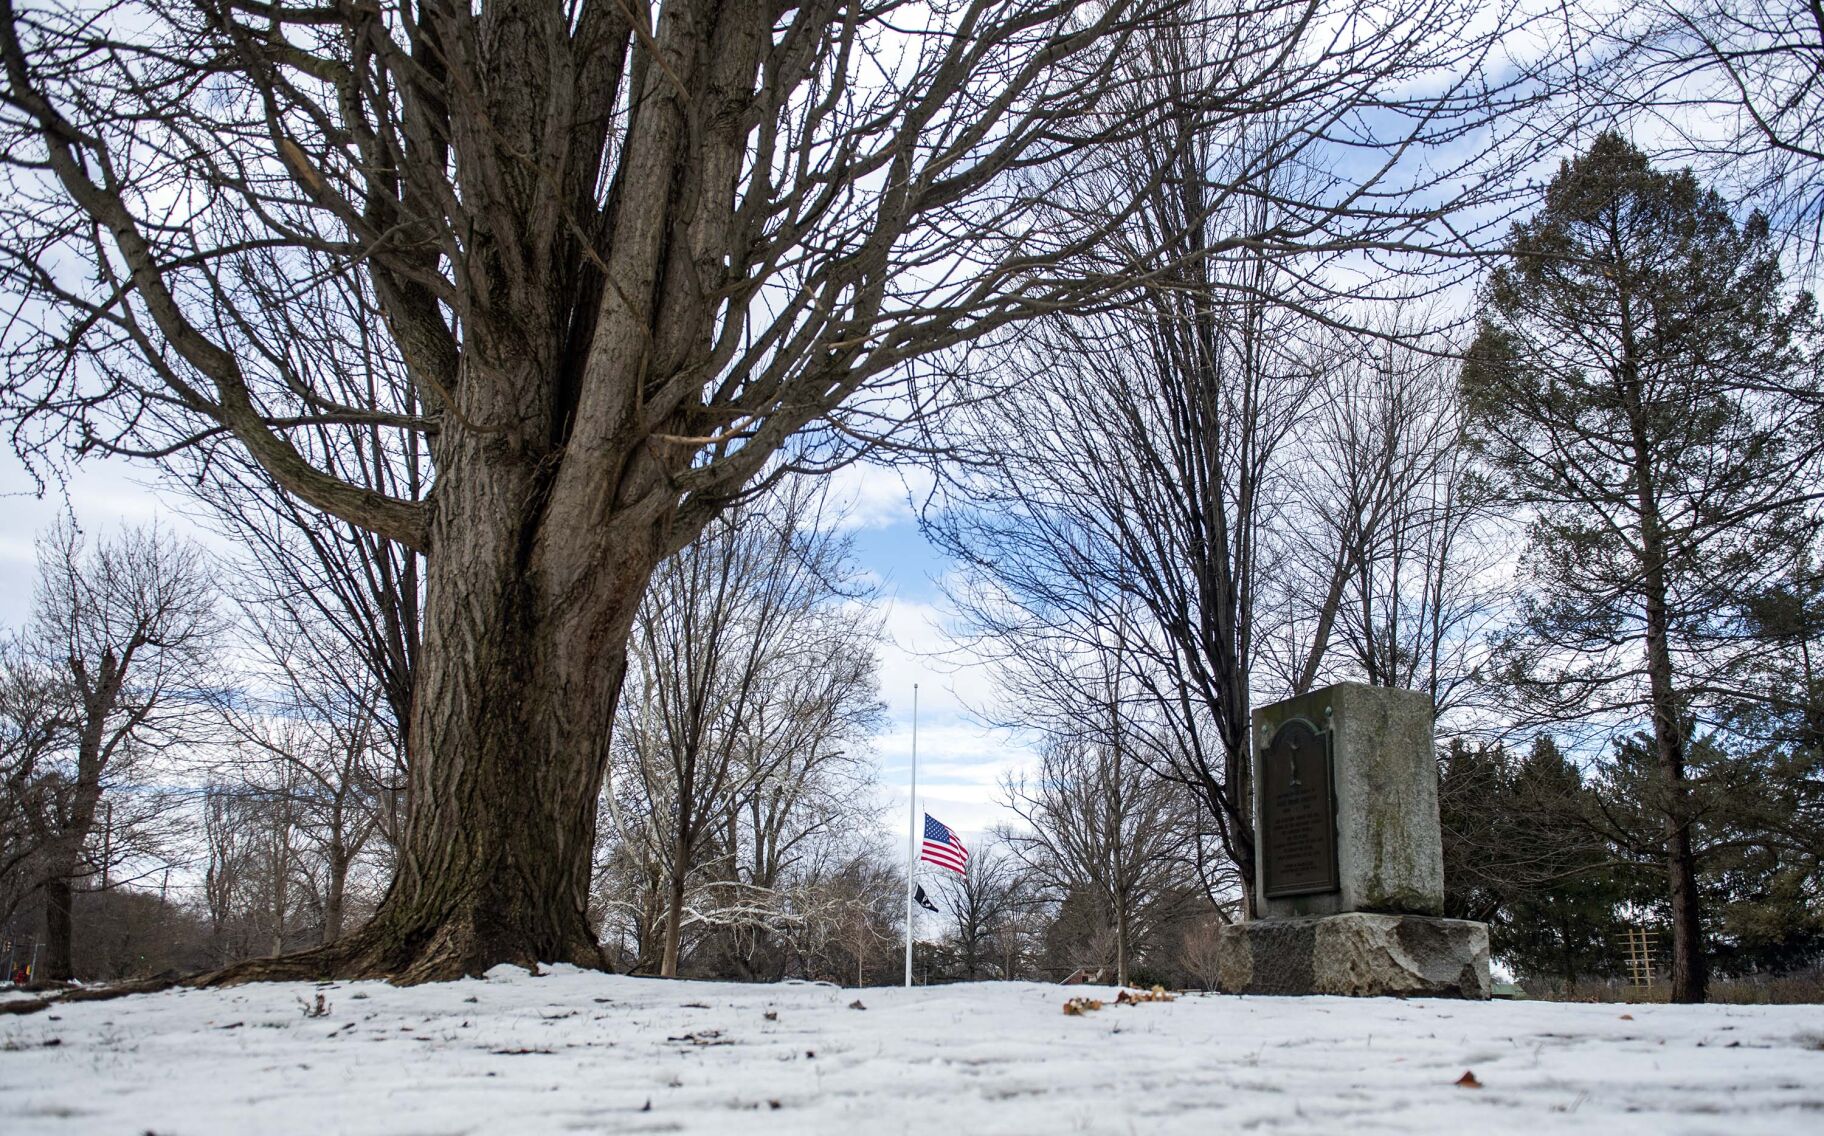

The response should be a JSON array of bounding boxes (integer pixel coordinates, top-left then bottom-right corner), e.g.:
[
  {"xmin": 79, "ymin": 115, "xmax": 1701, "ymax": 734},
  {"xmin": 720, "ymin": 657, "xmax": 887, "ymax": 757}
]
[{"xmin": 1213, "ymin": 682, "xmax": 1491, "ymax": 998}]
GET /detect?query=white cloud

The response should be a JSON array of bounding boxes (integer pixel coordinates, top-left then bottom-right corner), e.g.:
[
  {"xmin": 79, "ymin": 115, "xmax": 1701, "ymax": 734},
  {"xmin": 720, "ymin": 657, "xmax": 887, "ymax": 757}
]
[
  {"xmin": 0, "ymin": 452, "xmax": 225, "ymax": 628},
  {"xmin": 866, "ymin": 590, "xmax": 1036, "ymax": 849},
  {"xmin": 821, "ymin": 460, "xmax": 935, "ymax": 532}
]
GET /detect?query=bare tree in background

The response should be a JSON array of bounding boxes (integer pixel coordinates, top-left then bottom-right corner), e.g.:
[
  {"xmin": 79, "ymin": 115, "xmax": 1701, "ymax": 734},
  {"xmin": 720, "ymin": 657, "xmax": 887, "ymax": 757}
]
[
  {"xmin": 929, "ymin": 5, "xmax": 1539, "ymax": 911},
  {"xmin": 935, "ymin": 263, "xmax": 1313, "ymax": 909},
  {"xmin": 1259, "ymin": 326, "xmax": 1502, "ymax": 717},
  {"xmin": 1003, "ymin": 724, "xmax": 1206, "ymax": 987},
  {"xmin": 0, "ymin": 0, "xmax": 1535, "ymax": 979},
  {"xmin": 0, "ymin": 636, "xmax": 71, "ymax": 934},
  {"xmin": 604, "ymin": 480, "xmax": 880, "ymax": 976},
  {"xmin": 201, "ymin": 783, "xmax": 316, "ymax": 962},
  {"xmin": 15, "ymin": 524, "xmax": 220, "ymax": 980},
  {"xmin": 216, "ymin": 649, "xmax": 393, "ymax": 946},
  {"xmin": 927, "ymin": 838, "xmax": 1025, "ymax": 980},
  {"xmin": 1588, "ymin": 1, "xmax": 1824, "ymax": 264}
]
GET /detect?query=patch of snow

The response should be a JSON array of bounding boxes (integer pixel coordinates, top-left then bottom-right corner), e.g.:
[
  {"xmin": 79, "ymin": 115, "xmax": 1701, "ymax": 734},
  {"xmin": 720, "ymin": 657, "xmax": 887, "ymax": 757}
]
[{"xmin": 1, "ymin": 970, "xmax": 1819, "ymax": 1134}]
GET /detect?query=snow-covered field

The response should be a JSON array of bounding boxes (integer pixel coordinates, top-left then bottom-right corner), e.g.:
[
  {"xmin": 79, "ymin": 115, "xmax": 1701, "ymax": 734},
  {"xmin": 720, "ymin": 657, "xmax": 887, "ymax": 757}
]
[{"xmin": 2, "ymin": 967, "xmax": 1819, "ymax": 1135}]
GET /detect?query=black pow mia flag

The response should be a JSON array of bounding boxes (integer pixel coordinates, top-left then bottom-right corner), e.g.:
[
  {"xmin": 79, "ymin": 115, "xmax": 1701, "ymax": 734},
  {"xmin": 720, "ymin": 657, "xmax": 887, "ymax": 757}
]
[{"xmin": 914, "ymin": 885, "xmax": 940, "ymax": 913}]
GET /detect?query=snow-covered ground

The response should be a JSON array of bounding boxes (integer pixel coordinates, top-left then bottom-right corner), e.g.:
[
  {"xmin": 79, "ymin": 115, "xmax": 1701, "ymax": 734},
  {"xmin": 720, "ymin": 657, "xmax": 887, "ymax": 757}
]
[{"xmin": 2, "ymin": 967, "xmax": 1819, "ymax": 1134}]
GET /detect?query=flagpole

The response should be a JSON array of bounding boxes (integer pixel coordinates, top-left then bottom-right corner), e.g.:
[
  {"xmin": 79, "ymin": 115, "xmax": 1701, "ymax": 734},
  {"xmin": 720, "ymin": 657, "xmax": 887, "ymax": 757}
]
[{"xmin": 904, "ymin": 682, "xmax": 918, "ymax": 989}]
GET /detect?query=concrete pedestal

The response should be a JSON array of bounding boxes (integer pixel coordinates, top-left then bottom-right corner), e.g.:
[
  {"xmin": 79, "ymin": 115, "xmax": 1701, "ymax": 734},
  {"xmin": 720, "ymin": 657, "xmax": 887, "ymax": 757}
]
[{"xmin": 1213, "ymin": 913, "xmax": 1491, "ymax": 999}]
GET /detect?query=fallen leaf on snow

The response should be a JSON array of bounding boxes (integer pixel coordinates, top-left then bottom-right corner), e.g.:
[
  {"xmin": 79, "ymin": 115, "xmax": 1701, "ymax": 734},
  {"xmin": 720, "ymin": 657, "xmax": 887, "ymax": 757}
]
[
  {"xmin": 1063, "ymin": 997, "xmax": 1105, "ymax": 1016},
  {"xmin": 1619, "ymin": 1014, "xmax": 1634, "ymax": 1020},
  {"xmin": 1455, "ymin": 1070, "xmax": 1483, "ymax": 1089},
  {"xmin": 848, "ymin": 1000, "xmax": 866, "ymax": 1011},
  {"xmin": 667, "ymin": 1029, "xmax": 730, "ymax": 1047},
  {"xmin": 1115, "ymin": 986, "xmax": 1178, "ymax": 1005}
]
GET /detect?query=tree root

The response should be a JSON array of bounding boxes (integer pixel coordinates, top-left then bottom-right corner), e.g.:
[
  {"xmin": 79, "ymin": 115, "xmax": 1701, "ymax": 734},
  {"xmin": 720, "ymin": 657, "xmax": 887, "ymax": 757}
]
[
  {"xmin": 1, "ymin": 971, "xmax": 181, "ymax": 1016},
  {"xmin": 187, "ymin": 920, "xmax": 610, "ymax": 988},
  {"xmin": 0, "ymin": 996, "xmax": 52, "ymax": 1016}
]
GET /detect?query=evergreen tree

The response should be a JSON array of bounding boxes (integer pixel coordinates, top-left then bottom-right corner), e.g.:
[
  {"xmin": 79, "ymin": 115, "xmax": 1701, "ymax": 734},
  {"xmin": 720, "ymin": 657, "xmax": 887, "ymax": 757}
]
[
  {"xmin": 1708, "ymin": 567, "xmax": 1824, "ymax": 973},
  {"xmin": 1440, "ymin": 737, "xmax": 1632, "ymax": 987},
  {"xmin": 1463, "ymin": 133, "xmax": 1824, "ymax": 1001}
]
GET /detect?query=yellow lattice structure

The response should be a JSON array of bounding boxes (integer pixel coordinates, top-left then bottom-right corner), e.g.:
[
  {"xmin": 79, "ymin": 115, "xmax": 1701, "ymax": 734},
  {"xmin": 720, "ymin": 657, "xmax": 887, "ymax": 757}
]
[{"xmin": 1619, "ymin": 924, "xmax": 1658, "ymax": 988}]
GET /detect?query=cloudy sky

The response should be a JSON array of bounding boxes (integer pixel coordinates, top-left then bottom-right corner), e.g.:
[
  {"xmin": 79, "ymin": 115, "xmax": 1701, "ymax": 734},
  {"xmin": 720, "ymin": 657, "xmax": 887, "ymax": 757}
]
[
  {"xmin": 0, "ymin": 448, "xmax": 1029, "ymax": 852},
  {"xmin": 825, "ymin": 463, "xmax": 1028, "ymax": 846}
]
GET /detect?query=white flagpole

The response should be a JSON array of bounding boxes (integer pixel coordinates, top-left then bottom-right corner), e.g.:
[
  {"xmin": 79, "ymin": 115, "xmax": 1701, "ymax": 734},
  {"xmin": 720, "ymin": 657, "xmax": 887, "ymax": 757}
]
[{"xmin": 904, "ymin": 683, "xmax": 918, "ymax": 988}]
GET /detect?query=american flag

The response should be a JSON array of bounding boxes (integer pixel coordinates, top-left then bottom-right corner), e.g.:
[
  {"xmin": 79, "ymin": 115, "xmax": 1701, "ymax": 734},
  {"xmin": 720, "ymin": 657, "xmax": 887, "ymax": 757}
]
[{"xmin": 920, "ymin": 813, "xmax": 969, "ymax": 876}]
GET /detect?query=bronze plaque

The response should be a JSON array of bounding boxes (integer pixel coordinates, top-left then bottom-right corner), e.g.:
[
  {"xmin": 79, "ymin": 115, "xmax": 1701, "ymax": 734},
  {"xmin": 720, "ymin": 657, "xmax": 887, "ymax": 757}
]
[{"xmin": 1260, "ymin": 717, "xmax": 1339, "ymax": 898}]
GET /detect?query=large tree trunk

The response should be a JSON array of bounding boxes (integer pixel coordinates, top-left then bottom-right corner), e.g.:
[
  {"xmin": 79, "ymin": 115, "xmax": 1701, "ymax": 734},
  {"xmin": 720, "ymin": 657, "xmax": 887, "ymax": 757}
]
[
  {"xmin": 194, "ymin": 1, "xmax": 766, "ymax": 987},
  {"xmin": 660, "ymin": 827, "xmax": 691, "ymax": 978},
  {"xmin": 41, "ymin": 874, "xmax": 73, "ymax": 982},
  {"xmin": 1643, "ymin": 577, "xmax": 1707, "ymax": 1004},
  {"xmin": 206, "ymin": 417, "xmax": 673, "ymax": 983},
  {"xmin": 343, "ymin": 486, "xmax": 662, "ymax": 983},
  {"xmin": 322, "ymin": 840, "xmax": 348, "ymax": 946}
]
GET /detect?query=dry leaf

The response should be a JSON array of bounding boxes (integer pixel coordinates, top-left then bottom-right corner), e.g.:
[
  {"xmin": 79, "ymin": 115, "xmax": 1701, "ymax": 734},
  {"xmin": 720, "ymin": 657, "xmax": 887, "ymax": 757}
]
[
  {"xmin": 666, "ymin": 1029, "xmax": 729, "ymax": 1047},
  {"xmin": 1619, "ymin": 1013, "xmax": 1634, "ymax": 1020},
  {"xmin": 1062, "ymin": 997, "xmax": 1105, "ymax": 1016},
  {"xmin": 1455, "ymin": 1070, "xmax": 1483, "ymax": 1089},
  {"xmin": 1115, "ymin": 987, "xmax": 1176, "ymax": 1005}
]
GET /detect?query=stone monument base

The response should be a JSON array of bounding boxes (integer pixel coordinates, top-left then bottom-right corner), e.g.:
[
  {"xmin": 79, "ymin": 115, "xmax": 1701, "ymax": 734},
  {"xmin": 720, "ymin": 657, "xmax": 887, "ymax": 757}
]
[{"xmin": 1213, "ymin": 913, "xmax": 1490, "ymax": 999}]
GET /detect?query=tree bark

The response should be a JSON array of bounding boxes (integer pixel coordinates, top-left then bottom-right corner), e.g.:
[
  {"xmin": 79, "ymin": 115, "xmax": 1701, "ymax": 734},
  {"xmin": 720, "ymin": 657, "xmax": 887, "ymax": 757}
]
[
  {"xmin": 660, "ymin": 827, "xmax": 691, "ymax": 978},
  {"xmin": 1642, "ymin": 554, "xmax": 1707, "ymax": 1003},
  {"xmin": 41, "ymin": 875, "xmax": 73, "ymax": 981},
  {"xmin": 343, "ymin": 500, "xmax": 658, "ymax": 983},
  {"xmin": 1621, "ymin": 275, "xmax": 1708, "ymax": 1005},
  {"xmin": 41, "ymin": 660, "xmax": 117, "ymax": 982},
  {"xmin": 322, "ymin": 840, "xmax": 348, "ymax": 946},
  {"xmin": 203, "ymin": 418, "xmax": 673, "ymax": 983}
]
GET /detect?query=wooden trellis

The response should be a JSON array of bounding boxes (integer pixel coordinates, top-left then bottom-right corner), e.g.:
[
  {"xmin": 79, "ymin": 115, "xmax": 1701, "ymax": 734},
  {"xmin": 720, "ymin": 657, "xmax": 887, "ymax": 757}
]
[{"xmin": 1618, "ymin": 924, "xmax": 1659, "ymax": 988}]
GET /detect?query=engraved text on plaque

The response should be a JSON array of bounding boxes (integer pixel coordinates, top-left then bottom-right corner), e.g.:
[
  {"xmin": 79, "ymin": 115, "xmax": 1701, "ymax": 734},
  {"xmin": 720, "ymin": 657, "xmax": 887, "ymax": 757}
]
[{"xmin": 1260, "ymin": 717, "xmax": 1339, "ymax": 898}]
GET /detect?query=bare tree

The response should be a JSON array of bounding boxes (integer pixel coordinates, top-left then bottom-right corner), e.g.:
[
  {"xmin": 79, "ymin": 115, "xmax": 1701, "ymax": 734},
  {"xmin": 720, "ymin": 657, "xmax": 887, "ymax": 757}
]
[
  {"xmin": 928, "ymin": 3, "xmax": 1543, "ymax": 911},
  {"xmin": 815, "ymin": 849, "xmax": 905, "ymax": 987},
  {"xmin": 217, "ymin": 679, "xmax": 391, "ymax": 945},
  {"xmin": 17, "ymin": 523, "xmax": 220, "ymax": 980},
  {"xmin": 604, "ymin": 479, "xmax": 881, "ymax": 976},
  {"xmin": 1003, "ymin": 724, "xmax": 1206, "ymax": 987},
  {"xmin": 200, "ymin": 783, "xmax": 319, "ymax": 962},
  {"xmin": 928, "ymin": 838, "xmax": 1025, "ymax": 980},
  {"xmin": 1262, "ymin": 325, "xmax": 1503, "ymax": 717},
  {"xmin": 0, "ymin": 635, "xmax": 71, "ymax": 933}
]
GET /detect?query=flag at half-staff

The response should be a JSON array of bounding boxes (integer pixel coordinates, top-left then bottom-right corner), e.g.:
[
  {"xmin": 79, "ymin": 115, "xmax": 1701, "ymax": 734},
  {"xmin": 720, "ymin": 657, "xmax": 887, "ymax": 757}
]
[{"xmin": 920, "ymin": 814, "xmax": 969, "ymax": 876}]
